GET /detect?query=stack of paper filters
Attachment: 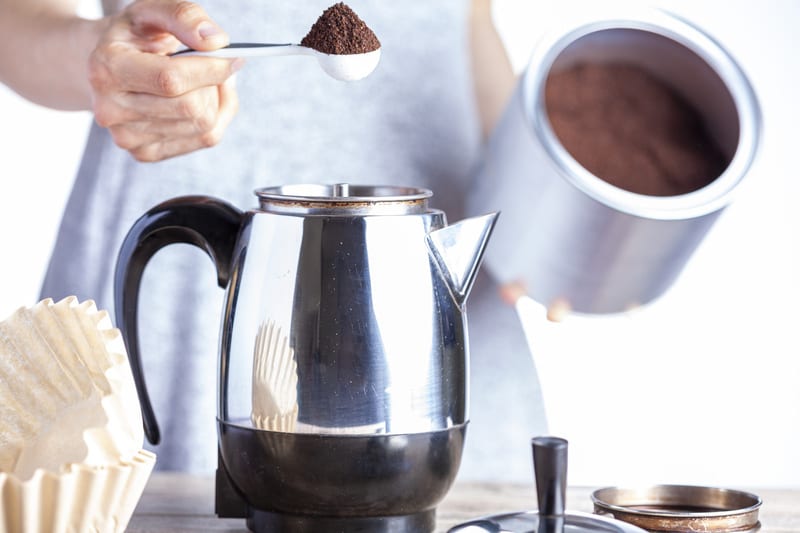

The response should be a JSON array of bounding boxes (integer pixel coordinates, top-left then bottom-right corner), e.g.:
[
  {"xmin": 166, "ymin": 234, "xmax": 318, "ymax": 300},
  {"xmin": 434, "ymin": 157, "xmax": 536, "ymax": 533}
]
[{"xmin": 0, "ymin": 296, "xmax": 156, "ymax": 533}]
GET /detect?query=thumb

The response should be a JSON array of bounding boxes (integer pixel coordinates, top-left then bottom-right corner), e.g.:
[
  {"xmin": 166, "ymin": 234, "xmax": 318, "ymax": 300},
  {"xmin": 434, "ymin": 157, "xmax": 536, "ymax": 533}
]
[{"xmin": 127, "ymin": 0, "xmax": 229, "ymax": 51}]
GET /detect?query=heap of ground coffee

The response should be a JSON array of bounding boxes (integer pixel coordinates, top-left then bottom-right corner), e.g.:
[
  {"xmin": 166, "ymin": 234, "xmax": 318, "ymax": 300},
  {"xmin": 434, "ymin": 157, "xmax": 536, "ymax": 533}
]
[
  {"xmin": 545, "ymin": 62, "xmax": 728, "ymax": 196},
  {"xmin": 301, "ymin": 2, "xmax": 381, "ymax": 55}
]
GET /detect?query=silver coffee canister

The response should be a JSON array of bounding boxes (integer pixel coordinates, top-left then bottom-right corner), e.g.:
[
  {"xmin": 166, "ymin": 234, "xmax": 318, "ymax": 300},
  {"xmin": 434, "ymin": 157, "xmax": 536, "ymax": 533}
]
[{"xmin": 470, "ymin": 6, "xmax": 760, "ymax": 313}]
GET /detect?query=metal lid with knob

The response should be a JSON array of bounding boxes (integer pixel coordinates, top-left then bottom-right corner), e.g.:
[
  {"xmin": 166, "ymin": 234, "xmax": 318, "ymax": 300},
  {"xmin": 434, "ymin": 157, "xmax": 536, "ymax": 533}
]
[{"xmin": 448, "ymin": 437, "xmax": 648, "ymax": 533}]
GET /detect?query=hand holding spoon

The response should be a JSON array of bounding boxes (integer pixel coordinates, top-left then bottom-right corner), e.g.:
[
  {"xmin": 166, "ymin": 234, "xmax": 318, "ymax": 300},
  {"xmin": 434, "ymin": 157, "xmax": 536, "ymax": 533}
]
[
  {"xmin": 174, "ymin": 4, "xmax": 382, "ymax": 82},
  {"xmin": 172, "ymin": 43, "xmax": 381, "ymax": 82}
]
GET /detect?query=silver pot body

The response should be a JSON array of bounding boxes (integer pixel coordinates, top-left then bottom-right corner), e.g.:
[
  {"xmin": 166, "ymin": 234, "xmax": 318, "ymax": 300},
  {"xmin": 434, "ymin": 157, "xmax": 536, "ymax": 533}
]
[
  {"xmin": 470, "ymin": 7, "xmax": 760, "ymax": 313},
  {"xmin": 220, "ymin": 184, "xmax": 495, "ymax": 434},
  {"xmin": 116, "ymin": 184, "xmax": 498, "ymax": 529},
  {"xmin": 117, "ymin": 183, "xmax": 498, "ymax": 440}
]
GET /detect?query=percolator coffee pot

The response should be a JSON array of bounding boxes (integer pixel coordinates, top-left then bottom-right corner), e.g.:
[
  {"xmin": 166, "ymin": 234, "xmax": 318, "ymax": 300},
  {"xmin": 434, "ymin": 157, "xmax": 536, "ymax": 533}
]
[{"xmin": 114, "ymin": 184, "xmax": 498, "ymax": 532}]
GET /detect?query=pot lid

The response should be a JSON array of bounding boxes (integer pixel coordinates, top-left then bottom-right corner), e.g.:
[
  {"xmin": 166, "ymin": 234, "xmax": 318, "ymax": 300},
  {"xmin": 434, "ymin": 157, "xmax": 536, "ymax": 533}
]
[
  {"xmin": 254, "ymin": 183, "xmax": 433, "ymax": 215},
  {"xmin": 449, "ymin": 510, "xmax": 646, "ymax": 532},
  {"xmin": 449, "ymin": 437, "xmax": 647, "ymax": 533}
]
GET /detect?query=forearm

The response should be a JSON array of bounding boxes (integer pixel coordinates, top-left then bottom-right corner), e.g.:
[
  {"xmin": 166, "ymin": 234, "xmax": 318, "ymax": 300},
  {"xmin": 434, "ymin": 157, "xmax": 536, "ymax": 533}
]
[
  {"xmin": 469, "ymin": 0, "xmax": 516, "ymax": 140},
  {"xmin": 0, "ymin": 2, "xmax": 106, "ymax": 110}
]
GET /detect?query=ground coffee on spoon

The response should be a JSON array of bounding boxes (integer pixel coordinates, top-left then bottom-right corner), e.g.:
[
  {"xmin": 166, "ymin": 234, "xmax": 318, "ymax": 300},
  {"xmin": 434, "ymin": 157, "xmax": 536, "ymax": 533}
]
[
  {"xmin": 301, "ymin": 2, "xmax": 381, "ymax": 55},
  {"xmin": 545, "ymin": 62, "xmax": 728, "ymax": 197}
]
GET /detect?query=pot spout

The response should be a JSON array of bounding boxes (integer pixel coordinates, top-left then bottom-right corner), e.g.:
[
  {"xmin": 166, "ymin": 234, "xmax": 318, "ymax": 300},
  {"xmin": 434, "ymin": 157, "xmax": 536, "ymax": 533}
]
[{"xmin": 426, "ymin": 212, "xmax": 499, "ymax": 307}]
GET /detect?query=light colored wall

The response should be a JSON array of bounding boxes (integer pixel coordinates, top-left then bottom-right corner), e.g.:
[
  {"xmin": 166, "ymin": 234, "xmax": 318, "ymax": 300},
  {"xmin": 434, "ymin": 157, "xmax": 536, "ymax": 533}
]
[{"xmin": 0, "ymin": 1, "xmax": 797, "ymax": 489}]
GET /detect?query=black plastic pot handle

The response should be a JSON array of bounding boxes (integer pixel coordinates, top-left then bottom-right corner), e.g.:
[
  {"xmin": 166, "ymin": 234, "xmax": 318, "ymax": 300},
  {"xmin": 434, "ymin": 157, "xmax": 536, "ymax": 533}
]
[{"xmin": 114, "ymin": 195, "xmax": 244, "ymax": 444}]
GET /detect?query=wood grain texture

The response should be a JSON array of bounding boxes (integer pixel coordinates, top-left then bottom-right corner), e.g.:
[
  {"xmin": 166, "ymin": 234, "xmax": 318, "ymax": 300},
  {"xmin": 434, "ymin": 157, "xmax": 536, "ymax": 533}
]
[{"xmin": 128, "ymin": 474, "xmax": 800, "ymax": 532}]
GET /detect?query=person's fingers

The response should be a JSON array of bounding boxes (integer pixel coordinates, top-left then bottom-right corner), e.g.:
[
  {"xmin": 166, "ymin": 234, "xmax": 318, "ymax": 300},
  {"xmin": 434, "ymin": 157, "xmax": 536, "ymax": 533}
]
[
  {"xmin": 91, "ymin": 55, "xmax": 241, "ymax": 128},
  {"xmin": 498, "ymin": 281, "xmax": 527, "ymax": 307},
  {"xmin": 109, "ymin": 119, "xmax": 179, "ymax": 151},
  {"xmin": 125, "ymin": 0, "xmax": 229, "ymax": 51},
  {"xmin": 129, "ymin": 124, "xmax": 220, "ymax": 162},
  {"xmin": 213, "ymin": 74, "xmax": 239, "ymax": 138},
  {"xmin": 98, "ymin": 47, "xmax": 242, "ymax": 97},
  {"xmin": 104, "ymin": 64, "xmax": 240, "ymax": 121},
  {"xmin": 91, "ymin": 90, "xmax": 143, "ymax": 127},
  {"xmin": 124, "ymin": 76, "xmax": 238, "ymax": 162},
  {"xmin": 107, "ymin": 83, "xmax": 220, "ymax": 147},
  {"xmin": 546, "ymin": 298, "xmax": 571, "ymax": 323},
  {"xmin": 87, "ymin": 0, "xmax": 241, "ymax": 160}
]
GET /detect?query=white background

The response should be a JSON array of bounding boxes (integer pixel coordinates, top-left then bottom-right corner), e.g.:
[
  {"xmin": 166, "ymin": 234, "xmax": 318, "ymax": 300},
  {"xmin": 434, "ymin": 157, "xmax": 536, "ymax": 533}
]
[{"xmin": 1, "ymin": 1, "xmax": 798, "ymax": 489}]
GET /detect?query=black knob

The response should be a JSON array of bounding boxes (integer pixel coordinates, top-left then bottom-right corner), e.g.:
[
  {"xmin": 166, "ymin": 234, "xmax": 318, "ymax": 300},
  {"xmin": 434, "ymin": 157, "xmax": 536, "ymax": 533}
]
[{"xmin": 532, "ymin": 436, "xmax": 568, "ymax": 533}]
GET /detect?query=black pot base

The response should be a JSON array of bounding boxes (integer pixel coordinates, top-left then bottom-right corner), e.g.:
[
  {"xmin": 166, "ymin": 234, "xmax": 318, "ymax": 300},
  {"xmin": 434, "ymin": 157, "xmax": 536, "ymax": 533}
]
[
  {"xmin": 246, "ymin": 508, "xmax": 436, "ymax": 533},
  {"xmin": 217, "ymin": 422, "xmax": 465, "ymax": 528}
]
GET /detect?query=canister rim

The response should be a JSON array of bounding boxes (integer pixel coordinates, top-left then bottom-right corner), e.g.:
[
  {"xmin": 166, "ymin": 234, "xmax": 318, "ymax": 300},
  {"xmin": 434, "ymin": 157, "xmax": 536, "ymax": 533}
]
[{"xmin": 521, "ymin": 6, "xmax": 762, "ymax": 221}]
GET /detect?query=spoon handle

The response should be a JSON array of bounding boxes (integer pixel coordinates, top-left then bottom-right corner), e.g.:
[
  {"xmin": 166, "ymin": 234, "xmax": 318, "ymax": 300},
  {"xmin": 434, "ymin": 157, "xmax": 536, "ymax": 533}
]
[{"xmin": 171, "ymin": 43, "xmax": 308, "ymax": 58}]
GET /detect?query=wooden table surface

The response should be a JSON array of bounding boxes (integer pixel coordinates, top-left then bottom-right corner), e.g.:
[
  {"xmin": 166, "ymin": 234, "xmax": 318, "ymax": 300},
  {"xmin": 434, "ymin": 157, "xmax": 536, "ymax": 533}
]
[{"xmin": 128, "ymin": 473, "xmax": 799, "ymax": 532}]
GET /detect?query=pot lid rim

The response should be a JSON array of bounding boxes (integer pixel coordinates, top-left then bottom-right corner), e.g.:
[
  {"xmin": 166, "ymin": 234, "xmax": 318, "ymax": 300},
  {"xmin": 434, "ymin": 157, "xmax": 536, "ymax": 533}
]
[
  {"xmin": 449, "ymin": 509, "xmax": 648, "ymax": 533},
  {"xmin": 254, "ymin": 183, "xmax": 433, "ymax": 204}
]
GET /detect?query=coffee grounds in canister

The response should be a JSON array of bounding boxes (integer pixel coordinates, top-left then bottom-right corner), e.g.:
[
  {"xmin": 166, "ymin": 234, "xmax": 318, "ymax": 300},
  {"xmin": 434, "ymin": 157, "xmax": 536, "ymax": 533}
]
[
  {"xmin": 545, "ymin": 62, "xmax": 729, "ymax": 196},
  {"xmin": 301, "ymin": 2, "xmax": 381, "ymax": 55}
]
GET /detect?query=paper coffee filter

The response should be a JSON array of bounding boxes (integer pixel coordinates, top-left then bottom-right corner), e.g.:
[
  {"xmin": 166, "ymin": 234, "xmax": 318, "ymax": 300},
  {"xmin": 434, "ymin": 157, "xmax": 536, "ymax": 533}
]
[
  {"xmin": 0, "ymin": 296, "xmax": 155, "ymax": 532},
  {"xmin": 11, "ymin": 392, "xmax": 108, "ymax": 482},
  {"xmin": 251, "ymin": 320, "xmax": 299, "ymax": 431},
  {"xmin": 0, "ymin": 392, "xmax": 37, "ymax": 474},
  {"xmin": 0, "ymin": 325, "xmax": 72, "ymax": 435},
  {"xmin": 58, "ymin": 298, "xmax": 144, "ymax": 464},
  {"xmin": 252, "ymin": 405, "xmax": 300, "ymax": 433},
  {"xmin": 0, "ymin": 296, "xmax": 147, "ymax": 477},
  {"xmin": 41, "ymin": 297, "xmax": 112, "ymax": 394},
  {"xmin": 0, "ymin": 449, "xmax": 156, "ymax": 533},
  {"xmin": 0, "ymin": 311, "xmax": 87, "ymax": 413},
  {"xmin": 0, "ymin": 317, "xmax": 99, "ymax": 477}
]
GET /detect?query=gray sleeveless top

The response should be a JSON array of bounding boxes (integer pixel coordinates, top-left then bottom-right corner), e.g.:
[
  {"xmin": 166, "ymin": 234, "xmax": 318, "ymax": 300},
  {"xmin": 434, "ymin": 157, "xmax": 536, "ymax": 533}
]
[{"xmin": 41, "ymin": 0, "xmax": 547, "ymax": 482}]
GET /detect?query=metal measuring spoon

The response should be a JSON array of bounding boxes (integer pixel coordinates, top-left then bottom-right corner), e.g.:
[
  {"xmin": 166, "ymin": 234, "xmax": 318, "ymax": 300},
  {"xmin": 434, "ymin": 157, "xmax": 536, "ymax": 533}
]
[{"xmin": 171, "ymin": 43, "xmax": 381, "ymax": 81}]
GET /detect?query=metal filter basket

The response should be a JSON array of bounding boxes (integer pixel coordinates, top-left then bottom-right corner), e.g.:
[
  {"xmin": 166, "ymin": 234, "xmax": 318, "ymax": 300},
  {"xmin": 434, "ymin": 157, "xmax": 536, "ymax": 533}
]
[{"xmin": 591, "ymin": 485, "xmax": 762, "ymax": 532}]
